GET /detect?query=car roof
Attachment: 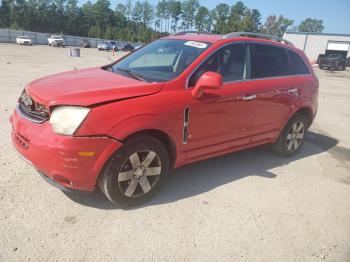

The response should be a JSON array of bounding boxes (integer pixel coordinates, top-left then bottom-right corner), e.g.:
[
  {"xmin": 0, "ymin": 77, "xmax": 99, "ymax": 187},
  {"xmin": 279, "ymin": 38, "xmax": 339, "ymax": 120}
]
[
  {"xmin": 164, "ymin": 32, "xmax": 297, "ymax": 50},
  {"xmin": 165, "ymin": 34, "xmax": 223, "ymax": 43}
]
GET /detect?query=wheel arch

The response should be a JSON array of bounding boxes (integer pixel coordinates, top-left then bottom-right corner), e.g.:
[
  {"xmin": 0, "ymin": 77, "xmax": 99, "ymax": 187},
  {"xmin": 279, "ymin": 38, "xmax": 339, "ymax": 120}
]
[
  {"xmin": 274, "ymin": 105, "xmax": 314, "ymax": 143},
  {"xmin": 121, "ymin": 129, "xmax": 177, "ymax": 170},
  {"xmin": 294, "ymin": 106, "xmax": 314, "ymax": 128}
]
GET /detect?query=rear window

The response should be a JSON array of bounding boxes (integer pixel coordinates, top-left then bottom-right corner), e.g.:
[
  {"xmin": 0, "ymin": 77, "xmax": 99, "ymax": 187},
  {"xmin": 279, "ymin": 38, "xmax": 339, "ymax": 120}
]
[
  {"xmin": 251, "ymin": 44, "xmax": 290, "ymax": 78},
  {"xmin": 288, "ymin": 51, "xmax": 310, "ymax": 75}
]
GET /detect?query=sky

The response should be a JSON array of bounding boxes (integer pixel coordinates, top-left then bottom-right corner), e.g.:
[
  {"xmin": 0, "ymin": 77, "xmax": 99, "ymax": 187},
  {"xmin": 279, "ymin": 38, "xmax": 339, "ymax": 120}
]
[{"xmin": 79, "ymin": 0, "xmax": 350, "ymax": 34}]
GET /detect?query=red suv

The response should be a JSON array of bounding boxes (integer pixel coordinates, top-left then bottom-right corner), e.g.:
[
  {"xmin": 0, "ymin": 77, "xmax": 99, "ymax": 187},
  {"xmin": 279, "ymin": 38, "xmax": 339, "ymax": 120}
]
[{"xmin": 10, "ymin": 32, "xmax": 318, "ymax": 207}]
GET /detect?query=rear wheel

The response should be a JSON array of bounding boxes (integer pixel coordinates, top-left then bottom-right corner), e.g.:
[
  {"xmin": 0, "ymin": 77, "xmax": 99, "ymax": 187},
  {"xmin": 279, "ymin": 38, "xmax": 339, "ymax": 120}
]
[
  {"xmin": 99, "ymin": 136, "xmax": 169, "ymax": 207},
  {"xmin": 271, "ymin": 113, "xmax": 308, "ymax": 157}
]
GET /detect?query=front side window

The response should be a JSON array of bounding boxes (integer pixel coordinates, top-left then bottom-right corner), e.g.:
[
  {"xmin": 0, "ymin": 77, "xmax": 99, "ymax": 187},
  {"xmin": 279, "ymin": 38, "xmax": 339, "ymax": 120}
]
[
  {"xmin": 188, "ymin": 43, "xmax": 249, "ymax": 87},
  {"xmin": 112, "ymin": 39, "xmax": 211, "ymax": 82},
  {"xmin": 288, "ymin": 51, "xmax": 310, "ymax": 75},
  {"xmin": 251, "ymin": 44, "xmax": 290, "ymax": 78}
]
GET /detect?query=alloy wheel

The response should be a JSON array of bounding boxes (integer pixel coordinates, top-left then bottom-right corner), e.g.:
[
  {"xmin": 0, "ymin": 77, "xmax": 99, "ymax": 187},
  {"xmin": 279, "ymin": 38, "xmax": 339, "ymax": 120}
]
[
  {"xmin": 286, "ymin": 120, "xmax": 305, "ymax": 151},
  {"xmin": 117, "ymin": 150, "xmax": 162, "ymax": 198}
]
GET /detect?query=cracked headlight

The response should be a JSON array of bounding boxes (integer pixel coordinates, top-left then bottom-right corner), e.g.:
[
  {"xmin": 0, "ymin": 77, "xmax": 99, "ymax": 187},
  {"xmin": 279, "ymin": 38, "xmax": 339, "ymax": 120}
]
[{"xmin": 49, "ymin": 106, "xmax": 90, "ymax": 135}]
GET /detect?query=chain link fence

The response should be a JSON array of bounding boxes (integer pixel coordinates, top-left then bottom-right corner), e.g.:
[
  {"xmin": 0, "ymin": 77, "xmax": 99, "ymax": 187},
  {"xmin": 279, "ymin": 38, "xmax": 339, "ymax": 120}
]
[{"xmin": 0, "ymin": 28, "xmax": 130, "ymax": 47}]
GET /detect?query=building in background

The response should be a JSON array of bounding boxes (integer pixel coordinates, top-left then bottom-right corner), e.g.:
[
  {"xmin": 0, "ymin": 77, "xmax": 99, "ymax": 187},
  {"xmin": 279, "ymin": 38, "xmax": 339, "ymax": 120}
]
[{"xmin": 283, "ymin": 32, "xmax": 350, "ymax": 63}]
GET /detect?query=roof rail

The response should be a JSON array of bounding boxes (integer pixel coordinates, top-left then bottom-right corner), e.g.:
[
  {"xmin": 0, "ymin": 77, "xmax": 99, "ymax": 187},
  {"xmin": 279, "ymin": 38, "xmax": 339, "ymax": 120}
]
[
  {"xmin": 171, "ymin": 31, "xmax": 215, "ymax": 36},
  {"xmin": 223, "ymin": 32, "xmax": 294, "ymax": 46}
]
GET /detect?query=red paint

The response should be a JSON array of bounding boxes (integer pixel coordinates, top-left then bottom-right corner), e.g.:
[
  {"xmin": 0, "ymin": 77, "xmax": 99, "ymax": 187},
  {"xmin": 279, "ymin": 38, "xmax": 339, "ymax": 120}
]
[
  {"xmin": 192, "ymin": 71, "xmax": 223, "ymax": 98},
  {"xmin": 10, "ymin": 35, "xmax": 318, "ymax": 191}
]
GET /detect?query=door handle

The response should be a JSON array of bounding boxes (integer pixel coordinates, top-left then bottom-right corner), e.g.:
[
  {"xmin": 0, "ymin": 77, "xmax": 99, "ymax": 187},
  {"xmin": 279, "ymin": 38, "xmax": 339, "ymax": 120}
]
[
  {"xmin": 287, "ymin": 88, "xmax": 298, "ymax": 94},
  {"xmin": 242, "ymin": 94, "xmax": 257, "ymax": 100}
]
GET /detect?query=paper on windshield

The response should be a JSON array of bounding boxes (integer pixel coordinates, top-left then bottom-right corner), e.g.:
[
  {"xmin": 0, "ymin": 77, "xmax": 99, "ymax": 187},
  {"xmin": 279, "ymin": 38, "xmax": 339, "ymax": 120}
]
[{"xmin": 185, "ymin": 41, "xmax": 208, "ymax": 49}]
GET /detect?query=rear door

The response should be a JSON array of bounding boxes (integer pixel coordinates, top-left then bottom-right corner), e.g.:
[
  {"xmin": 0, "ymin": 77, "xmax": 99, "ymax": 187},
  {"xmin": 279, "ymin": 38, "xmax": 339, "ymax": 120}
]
[
  {"xmin": 288, "ymin": 50, "xmax": 316, "ymax": 109},
  {"xmin": 250, "ymin": 43, "xmax": 296, "ymax": 143}
]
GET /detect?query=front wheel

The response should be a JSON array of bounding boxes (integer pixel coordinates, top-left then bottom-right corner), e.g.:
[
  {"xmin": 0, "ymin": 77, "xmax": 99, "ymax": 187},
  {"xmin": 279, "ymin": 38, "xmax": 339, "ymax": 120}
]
[
  {"xmin": 99, "ymin": 136, "xmax": 169, "ymax": 207},
  {"xmin": 271, "ymin": 113, "xmax": 308, "ymax": 157}
]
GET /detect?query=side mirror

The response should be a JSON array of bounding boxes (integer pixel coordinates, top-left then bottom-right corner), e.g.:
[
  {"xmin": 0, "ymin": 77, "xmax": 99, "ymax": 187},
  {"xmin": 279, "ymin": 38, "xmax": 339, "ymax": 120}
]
[{"xmin": 192, "ymin": 71, "xmax": 223, "ymax": 98}]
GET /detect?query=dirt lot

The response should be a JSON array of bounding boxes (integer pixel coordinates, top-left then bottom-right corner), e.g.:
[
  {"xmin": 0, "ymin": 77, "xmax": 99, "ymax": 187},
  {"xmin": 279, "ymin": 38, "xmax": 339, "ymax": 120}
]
[{"xmin": 0, "ymin": 43, "xmax": 350, "ymax": 262}]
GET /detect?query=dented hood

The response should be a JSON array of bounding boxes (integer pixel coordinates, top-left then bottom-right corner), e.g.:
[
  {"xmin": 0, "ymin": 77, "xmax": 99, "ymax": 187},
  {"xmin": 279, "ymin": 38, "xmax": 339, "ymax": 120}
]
[{"xmin": 25, "ymin": 67, "xmax": 163, "ymax": 107}]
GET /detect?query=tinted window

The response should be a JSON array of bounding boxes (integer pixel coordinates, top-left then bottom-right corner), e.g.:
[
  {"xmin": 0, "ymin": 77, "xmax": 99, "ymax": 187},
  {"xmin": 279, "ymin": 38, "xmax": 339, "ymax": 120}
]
[
  {"xmin": 251, "ymin": 44, "xmax": 289, "ymax": 78},
  {"xmin": 189, "ymin": 43, "xmax": 249, "ymax": 87},
  {"xmin": 288, "ymin": 51, "xmax": 310, "ymax": 75}
]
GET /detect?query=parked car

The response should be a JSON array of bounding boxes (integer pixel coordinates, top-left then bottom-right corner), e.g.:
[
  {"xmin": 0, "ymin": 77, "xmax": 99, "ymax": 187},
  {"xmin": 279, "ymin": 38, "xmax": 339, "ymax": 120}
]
[
  {"xmin": 16, "ymin": 36, "xmax": 32, "ymax": 45},
  {"xmin": 133, "ymin": 44, "xmax": 143, "ymax": 50},
  {"xmin": 80, "ymin": 39, "xmax": 91, "ymax": 48},
  {"xmin": 122, "ymin": 43, "xmax": 134, "ymax": 52},
  {"xmin": 345, "ymin": 56, "xmax": 350, "ymax": 67},
  {"xmin": 48, "ymin": 35, "xmax": 65, "ymax": 47},
  {"xmin": 97, "ymin": 41, "xmax": 118, "ymax": 51},
  {"xmin": 10, "ymin": 32, "xmax": 318, "ymax": 207},
  {"xmin": 318, "ymin": 54, "xmax": 346, "ymax": 70}
]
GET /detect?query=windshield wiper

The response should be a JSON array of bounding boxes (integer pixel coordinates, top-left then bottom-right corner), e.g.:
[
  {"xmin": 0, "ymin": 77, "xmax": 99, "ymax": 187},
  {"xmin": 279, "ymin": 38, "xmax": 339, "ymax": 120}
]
[{"xmin": 115, "ymin": 67, "xmax": 146, "ymax": 82}]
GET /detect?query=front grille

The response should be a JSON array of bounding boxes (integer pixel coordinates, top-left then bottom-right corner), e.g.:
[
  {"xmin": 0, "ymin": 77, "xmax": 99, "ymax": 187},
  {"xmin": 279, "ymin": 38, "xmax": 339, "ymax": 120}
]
[{"xmin": 18, "ymin": 90, "xmax": 49, "ymax": 123}]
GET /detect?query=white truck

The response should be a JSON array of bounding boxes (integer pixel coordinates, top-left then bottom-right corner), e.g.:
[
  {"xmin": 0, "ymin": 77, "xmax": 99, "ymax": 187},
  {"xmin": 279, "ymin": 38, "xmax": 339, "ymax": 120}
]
[
  {"xmin": 47, "ymin": 35, "xmax": 65, "ymax": 47},
  {"xmin": 16, "ymin": 36, "xmax": 32, "ymax": 45}
]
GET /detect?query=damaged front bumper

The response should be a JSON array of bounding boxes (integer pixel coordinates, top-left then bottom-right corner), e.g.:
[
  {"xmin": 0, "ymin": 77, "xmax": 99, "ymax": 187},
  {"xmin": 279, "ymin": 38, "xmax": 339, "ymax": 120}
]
[{"xmin": 10, "ymin": 109, "xmax": 122, "ymax": 191}]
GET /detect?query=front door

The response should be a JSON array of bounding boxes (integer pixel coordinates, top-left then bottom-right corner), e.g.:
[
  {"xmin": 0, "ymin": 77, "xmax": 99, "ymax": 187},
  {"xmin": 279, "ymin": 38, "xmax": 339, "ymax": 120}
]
[{"xmin": 184, "ymin": 43, "xmax": 257, "ymax": 160}]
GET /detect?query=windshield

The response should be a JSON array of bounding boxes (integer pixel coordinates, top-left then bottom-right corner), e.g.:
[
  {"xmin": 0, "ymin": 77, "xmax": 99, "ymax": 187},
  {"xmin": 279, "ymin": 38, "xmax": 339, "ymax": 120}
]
[
  {"xmin": 19, "ymin": 36, "xmax": 30, "ymax": 39},
  {"xmin": 112, "ymin": 39, "xmax": 211, "ymax": 82},
  {"xmin": 52, "ymin": 36, "xmax": 62, "ymax": 39}
]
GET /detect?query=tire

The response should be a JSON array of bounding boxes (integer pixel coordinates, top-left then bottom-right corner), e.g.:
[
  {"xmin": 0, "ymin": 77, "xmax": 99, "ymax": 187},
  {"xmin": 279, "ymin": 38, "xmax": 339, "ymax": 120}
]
[
  {"xmin": 319, "ymin": 65, "xmax": 323, "ymax": 69},
  {"xmin": 98, "ymin": 136, "xmax": 169, "ymax": 207},
  {"xmin": 271, "ymin": 113, "xmax": 308, "ymax": 157}
]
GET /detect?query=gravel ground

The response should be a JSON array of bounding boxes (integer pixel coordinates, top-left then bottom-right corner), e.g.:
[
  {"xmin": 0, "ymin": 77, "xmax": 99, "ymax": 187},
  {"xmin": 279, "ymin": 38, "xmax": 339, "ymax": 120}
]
[{"xmin": 0, "ymin": 43, "xmax": 349, "ymax": 262}]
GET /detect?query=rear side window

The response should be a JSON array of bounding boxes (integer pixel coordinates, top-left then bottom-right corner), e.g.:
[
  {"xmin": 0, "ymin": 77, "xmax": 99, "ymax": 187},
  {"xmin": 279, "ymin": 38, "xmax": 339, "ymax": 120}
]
[
  {"xmin": 288, "ymin": 51, "xmax": 310, "ymax": 75},
  {"xmin": 251, "ymin": 44, "xmax": 290, "ymax": 78}
]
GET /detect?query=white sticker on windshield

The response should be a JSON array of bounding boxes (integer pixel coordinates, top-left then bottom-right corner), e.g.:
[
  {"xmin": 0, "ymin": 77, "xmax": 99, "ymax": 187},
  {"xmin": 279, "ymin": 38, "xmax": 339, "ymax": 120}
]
[{"xmin": 185, "ymin": 41, "xmax": 208, "ymax": 49}]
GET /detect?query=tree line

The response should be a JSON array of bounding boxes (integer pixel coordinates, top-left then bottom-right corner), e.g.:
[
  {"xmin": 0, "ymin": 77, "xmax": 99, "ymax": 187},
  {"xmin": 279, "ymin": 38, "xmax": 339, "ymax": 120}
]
[{"xmin": 0, "ymin": 0, "xmax": 324, "ymax": 43}]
